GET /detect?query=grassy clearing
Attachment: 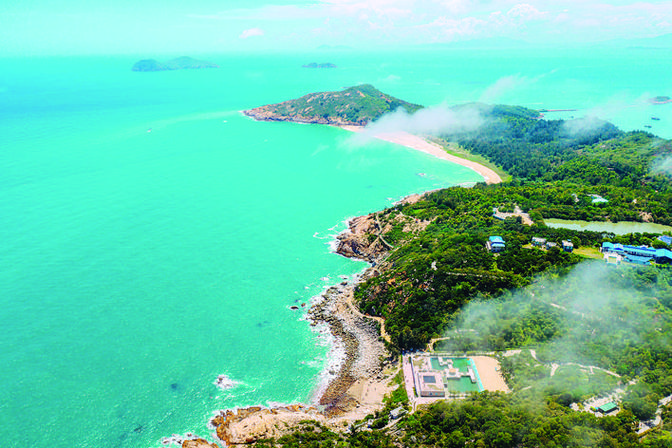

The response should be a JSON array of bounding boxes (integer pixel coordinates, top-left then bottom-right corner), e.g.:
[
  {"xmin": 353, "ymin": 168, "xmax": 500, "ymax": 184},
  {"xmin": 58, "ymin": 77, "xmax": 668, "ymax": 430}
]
[{"xmin": 573, "ymin": 247, "xmax": 603, "ymax": 259}]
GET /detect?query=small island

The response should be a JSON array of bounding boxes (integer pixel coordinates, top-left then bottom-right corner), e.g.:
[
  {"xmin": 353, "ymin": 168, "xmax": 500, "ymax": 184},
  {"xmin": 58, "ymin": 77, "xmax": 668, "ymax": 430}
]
[
  {"xmin": 649, "ymin": 95, "xmax": 672, "ymax": 105},
  {"xmin": 302, "ymin": 62, "xmax": 337, "ymax": 68},
  {"xmin": 131, "ymin": 56, "xmax": 219, "ymax": 72}
]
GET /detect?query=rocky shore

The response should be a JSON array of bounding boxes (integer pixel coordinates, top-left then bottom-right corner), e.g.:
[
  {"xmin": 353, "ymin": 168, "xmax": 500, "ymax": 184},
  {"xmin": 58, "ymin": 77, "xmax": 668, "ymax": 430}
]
[
  {"xmin": 210, "ymin": 405, "xmax": 326, "ymax": 445},
  {"xmin": 334, "ymin": 214, "xmax": 389, "ymax": 263},
  {"xmin": 307, "ymin": 278, "xmax": 388, "ymax": 415},
  {"xmin": 243, "ymin": 107, "xmax": 362, "ymax": 126},
  {"xmin": 203, "ymin": 211, "xmax": 397, "ymax": 445}
]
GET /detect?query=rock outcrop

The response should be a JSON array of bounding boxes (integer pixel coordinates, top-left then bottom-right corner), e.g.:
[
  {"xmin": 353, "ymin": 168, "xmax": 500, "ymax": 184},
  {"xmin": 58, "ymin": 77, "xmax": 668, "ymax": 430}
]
[
  {"xmin": 210, "ymin": 405, "xmax": 325, "ymax": 445},
  {"xmin": 307, "ymin": 282, "xmax": 388, "ymax": 416},
  {"xmin": 182, "ymin": 438, "xmax": 219, "ymax": 448},
  {"xmin": 335, "ymin": 214, "xmax": 390, "ymax": 262}
]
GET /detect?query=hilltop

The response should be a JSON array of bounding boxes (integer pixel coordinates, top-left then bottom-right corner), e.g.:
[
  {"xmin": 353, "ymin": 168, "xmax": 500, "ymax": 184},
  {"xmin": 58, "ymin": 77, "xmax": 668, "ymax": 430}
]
[{"xmin": 243, "ymin": 84, "xmax": 422, "ymax": 126}]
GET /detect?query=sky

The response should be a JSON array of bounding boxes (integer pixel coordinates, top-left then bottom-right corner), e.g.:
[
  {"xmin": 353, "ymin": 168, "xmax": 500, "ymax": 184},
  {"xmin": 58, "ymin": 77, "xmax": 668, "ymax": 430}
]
[{"xmin": 1, "ymin": 0, "xmax": 671, "ymax": 55}]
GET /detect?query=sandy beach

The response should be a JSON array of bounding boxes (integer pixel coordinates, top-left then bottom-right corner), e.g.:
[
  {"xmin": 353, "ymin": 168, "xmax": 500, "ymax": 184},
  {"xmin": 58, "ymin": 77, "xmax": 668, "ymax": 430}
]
[
  {"xmin": 339, "ymin": 125, "xmax": 502, "ymax": 185},
  {"xmin": 472, "ymin": 356, "xmax": 510, "ymax": 393}
]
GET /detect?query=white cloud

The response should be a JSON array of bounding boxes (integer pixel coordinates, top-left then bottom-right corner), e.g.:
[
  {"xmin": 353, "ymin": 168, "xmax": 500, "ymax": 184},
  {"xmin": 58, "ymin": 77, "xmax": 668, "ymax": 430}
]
[
  {"xmin": 239, "ymin": 28, "xmax": 265, "ymax": 39},
  {"xmin": 364, "ymin": 104, "xmax": 486, "ymax": 136},
  {"xmin": 194, "ymin": 0, "xmax": 672, "ymax": 49},
  {"xmin": 507, "ymin": 3, "xmax": 546, "ymax": 21}
]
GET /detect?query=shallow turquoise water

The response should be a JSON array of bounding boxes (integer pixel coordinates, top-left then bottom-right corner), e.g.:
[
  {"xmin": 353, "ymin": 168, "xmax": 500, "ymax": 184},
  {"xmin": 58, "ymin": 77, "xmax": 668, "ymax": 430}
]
[{"xmin": 0, "ymin": 49, "xmax": 669, "ymax": 447}]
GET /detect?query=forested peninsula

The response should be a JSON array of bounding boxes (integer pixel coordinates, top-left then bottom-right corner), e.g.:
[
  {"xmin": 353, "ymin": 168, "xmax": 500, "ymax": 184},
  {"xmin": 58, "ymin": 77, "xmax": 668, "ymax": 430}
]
[{"xmin": 211, "ymin": 86, "xmax": 672, "ymax": 448}]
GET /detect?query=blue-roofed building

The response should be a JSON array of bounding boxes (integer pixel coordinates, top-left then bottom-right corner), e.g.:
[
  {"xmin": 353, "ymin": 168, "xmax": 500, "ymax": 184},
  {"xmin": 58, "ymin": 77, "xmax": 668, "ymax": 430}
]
[
  {"xmin": 655, "ymin": 248, "xmax": 672, "ymax": 264},
  {"xmin": 486, "ymin": 236, "xmax": 506, "ymax": 253},
  {"xmin": 602, "ymin": 242, "xmax": 614, "ymax": 251},
  {"xmin": 657, "ymin": 235, "xmax": 672, "ymax": 246},
  {"xmin": 628, "ymin": 246, "xmax": 657, "ymax": 258},
  {"xmin": 602, "ymin": 242, "xmax": 672, "ymax": 265},
  {"xmin": 562, "ymin": 240, "xmax": 574, "ymax": 253},
  {"xmin": 625, "ymin": 254, "xmax": 652, "ymax": 265}
]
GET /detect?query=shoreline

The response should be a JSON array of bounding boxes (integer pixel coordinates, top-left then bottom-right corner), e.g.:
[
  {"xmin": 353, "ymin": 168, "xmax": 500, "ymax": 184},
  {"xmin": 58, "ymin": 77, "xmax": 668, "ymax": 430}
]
[
  {"xmin": 208, "ymin": 277, "xmax": 398, "ymax": 445},
  {"xmin": 203, "ymin": 114, "xmax": 495, "ymax": 446},
  {"xmin": 240, "ymin": 110, "xmax": 503, "ymax": 185},
  {"xmin": 206, "ymin": 213, "xmax": 398, "ymax": 445},
  {"xmin": 337, "ymin": 125, "xmax": 503, "ymax": 185}
]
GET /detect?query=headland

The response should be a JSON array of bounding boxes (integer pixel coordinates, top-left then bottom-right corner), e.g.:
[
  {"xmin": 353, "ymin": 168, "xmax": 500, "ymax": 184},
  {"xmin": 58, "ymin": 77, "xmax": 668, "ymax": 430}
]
[{"xmin": 242, "ymin": 84, "xmax": 501, "ymax": 185}]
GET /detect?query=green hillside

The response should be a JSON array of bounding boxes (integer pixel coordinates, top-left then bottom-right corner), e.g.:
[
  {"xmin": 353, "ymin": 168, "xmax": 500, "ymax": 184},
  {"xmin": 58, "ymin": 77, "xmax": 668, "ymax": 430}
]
[
  {"xmin": 243, "ymin": 87, "xmax": 672, "ymax": 447},
  {"xmin": 243, "ymin": 84, "xmax": 423, "ymax": 126}
]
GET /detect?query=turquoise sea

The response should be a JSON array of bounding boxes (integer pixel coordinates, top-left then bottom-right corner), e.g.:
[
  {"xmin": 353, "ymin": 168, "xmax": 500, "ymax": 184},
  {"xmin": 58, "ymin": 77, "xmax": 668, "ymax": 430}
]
[{"xmin": 1, "ymin": 49, "xmax": 670, "ymax": 447}]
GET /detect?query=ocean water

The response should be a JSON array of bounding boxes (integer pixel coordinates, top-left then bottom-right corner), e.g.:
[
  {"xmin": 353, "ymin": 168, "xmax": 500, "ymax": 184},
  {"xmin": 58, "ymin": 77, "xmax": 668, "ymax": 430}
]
[{"xmin": 0, "ymin": 49, "xmax": 669, "ymax": 447}]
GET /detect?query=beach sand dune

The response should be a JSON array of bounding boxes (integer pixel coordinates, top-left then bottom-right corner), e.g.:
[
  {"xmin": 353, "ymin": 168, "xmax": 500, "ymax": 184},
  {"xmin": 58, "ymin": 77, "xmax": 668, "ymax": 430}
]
[{"xmin": 340, "ymin": 125, "xmax": 502, "ymax": 185}]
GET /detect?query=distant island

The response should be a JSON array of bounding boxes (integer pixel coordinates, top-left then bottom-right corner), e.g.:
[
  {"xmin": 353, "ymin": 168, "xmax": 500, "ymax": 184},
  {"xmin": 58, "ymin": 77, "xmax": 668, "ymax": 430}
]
[
  {"xmin": 131, "ymin": 56, "xmax": 219, "ymax": 72},
  {"xmin": 650, "ymin": 96, "xmax": 672, "ymax": 105},
  {"xmin": 316, "ymin": 44, "xmax": 353, "ymax": 50},
  {"xmin": 243, "ymin": 84, "xmax": 422, "ymax": 126},
  {"xmin": 302, "ymin": 62, "xmax": 337, "ymax": 68}
]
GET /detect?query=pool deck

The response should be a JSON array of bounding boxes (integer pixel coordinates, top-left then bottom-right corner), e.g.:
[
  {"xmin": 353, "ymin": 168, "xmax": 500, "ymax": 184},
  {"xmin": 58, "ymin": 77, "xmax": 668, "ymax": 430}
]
[
  {"xmin": 402, "ymin": 353, "xmax": 509, "ymax": 410},
  {"xmin": 471, "ymin": 356, "xmax": 509, "ymax": 392}
]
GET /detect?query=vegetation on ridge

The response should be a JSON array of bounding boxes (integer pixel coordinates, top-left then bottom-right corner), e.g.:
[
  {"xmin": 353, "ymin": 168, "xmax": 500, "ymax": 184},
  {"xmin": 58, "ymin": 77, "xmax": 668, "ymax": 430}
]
[{"xmin": 243, "ymin": 84, "xmax": 423, "ymax": 126}]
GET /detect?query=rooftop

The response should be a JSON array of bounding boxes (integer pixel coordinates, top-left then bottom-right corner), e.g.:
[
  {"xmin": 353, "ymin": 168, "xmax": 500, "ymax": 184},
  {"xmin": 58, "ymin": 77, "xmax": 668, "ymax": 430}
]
[{"xmin": 597, "ymin": 402, "xmax": 618, "ymax": 413}]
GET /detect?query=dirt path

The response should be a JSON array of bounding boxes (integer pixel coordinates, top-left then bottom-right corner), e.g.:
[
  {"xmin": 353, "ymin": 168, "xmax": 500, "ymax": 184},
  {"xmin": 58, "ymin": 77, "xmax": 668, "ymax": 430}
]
[{"xmin": 343, "ymin": 287, "xmax": 391, "ymax": 345}]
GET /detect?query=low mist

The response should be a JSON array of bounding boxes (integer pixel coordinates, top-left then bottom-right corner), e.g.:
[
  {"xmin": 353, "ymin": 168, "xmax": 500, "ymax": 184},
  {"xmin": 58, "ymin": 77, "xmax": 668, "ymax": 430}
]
[
  {"xmin": 479, "ymin": 75, "xmax": 529, "ymax": 103},
  {"xmin": 441, "ymin": 260, "xmax": 670, "ymax": 367},
  {"xmin": 363, "ymin": 103, "xmax": 485, "ymax": 137}
]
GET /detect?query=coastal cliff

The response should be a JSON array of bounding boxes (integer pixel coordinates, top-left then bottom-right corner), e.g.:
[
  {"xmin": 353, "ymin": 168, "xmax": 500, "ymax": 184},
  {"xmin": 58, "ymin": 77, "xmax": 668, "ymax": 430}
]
[
  {"xmin": 243, "ymin": 84, "xmax": 422, "ymax": 126},
  {"xmin": 335, "ymin": 214, "xmax": 388, "ymax": 262}
]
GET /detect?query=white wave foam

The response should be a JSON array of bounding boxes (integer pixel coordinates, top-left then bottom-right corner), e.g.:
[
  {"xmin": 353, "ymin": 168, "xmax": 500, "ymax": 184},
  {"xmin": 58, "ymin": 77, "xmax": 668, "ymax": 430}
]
[
  {"xmin": 214, "ymin": 374, "xmax": 239, "ymax": 391},
  {"xmin": 327, "ymin": 238, "xmax": 340, "ymax": 253},
  {"xmin": 160, "ymin": 432, "xmax": 218, "ymax": 447},
  {"xmin": 309, "ymin": 320, "xmax": 346, "ymax": 404}
]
